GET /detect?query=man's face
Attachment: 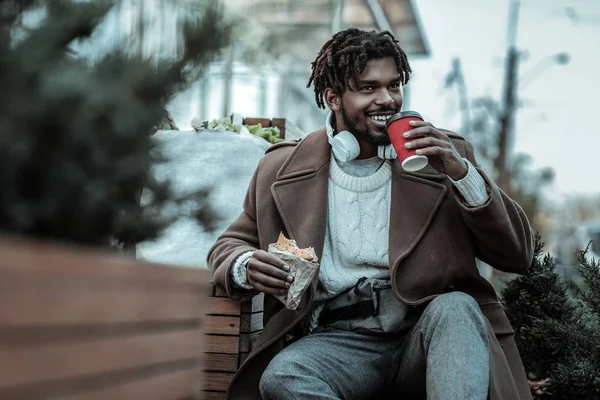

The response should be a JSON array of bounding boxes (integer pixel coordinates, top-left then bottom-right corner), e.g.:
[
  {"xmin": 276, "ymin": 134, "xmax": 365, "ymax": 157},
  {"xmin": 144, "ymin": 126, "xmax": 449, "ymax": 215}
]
[{"xmin": 330, "ymin": 57, "xmax": 404, "ymax": 146}]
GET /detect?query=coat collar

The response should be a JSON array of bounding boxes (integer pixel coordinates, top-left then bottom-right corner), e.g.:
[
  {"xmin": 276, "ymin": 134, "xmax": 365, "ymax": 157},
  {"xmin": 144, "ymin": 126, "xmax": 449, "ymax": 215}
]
[
  {"xmin": 271, "ymin": 127, "xmax": 448, "ymax": 270},
  {"xmin": 275, "ymin": 127, "xmax": 331, "ymax": 180}
]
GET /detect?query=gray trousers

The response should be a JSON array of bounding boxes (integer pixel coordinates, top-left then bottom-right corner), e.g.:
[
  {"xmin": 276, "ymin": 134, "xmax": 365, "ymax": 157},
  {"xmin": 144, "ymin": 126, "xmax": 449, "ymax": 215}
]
[{"xmin": 259, "ymin": 292, "xmax": 490, "ymax": 400}]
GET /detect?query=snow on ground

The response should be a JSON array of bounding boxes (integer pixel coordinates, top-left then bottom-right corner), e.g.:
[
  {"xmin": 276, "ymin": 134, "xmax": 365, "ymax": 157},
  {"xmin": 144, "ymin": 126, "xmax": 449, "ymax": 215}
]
[{"xmin": 137, "ymin": 129, "xmax": 270, "ymax": 268}]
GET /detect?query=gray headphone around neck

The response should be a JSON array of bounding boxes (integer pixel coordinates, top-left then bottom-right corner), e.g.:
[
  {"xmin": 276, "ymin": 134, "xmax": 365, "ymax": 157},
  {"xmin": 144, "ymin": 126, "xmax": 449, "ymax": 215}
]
[{"xmin": 325, "ymin": 112, "xmax": 397, "ymax": 162}]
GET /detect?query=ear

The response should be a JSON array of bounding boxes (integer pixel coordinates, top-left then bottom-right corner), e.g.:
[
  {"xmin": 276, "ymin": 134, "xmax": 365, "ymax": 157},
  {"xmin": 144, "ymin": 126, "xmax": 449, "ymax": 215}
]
[{"xmin": 324, "ymin": 88, "xmax": 341, "ymax": 112}]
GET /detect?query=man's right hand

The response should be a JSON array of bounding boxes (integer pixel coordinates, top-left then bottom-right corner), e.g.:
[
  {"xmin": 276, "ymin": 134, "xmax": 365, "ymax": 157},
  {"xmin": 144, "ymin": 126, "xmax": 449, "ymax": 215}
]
[{"xmin": 247, "ymin": 250, "xmax": 294, "ymax": 295}]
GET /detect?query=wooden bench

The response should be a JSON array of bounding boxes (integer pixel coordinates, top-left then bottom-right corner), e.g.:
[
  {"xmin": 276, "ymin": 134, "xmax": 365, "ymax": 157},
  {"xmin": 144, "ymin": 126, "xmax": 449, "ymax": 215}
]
[
  {"xmin": 201, "ymin": 115, "xmax": 304, "ymax": 397},
  {"xmin": 202, "ymin": 115, "xmax": 299, "ymax": 398},
  {"xmin": 0, "ymin": 236, "xmax": 207, "ymax": 399},
  {"xmin": 204, "ymin": 287, "xmax": 264, "ymax": 400}
]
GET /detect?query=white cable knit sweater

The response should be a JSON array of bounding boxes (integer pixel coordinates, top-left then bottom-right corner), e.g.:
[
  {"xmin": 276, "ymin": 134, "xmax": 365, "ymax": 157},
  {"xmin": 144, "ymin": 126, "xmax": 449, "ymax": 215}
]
[
  {"xmin": 315, "ymin": 156, "xmax": 392, "ymax": 302},
  {"xmin": 303, "ymin": 155, "xmax": 392, "ymax": 329}
]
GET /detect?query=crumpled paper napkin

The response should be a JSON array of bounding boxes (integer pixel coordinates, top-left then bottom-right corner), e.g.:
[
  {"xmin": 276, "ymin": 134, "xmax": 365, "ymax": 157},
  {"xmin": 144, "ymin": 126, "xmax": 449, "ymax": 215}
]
[{"xmin": 268, "ymin": 243, "xmax": 319, "ymax": 310}]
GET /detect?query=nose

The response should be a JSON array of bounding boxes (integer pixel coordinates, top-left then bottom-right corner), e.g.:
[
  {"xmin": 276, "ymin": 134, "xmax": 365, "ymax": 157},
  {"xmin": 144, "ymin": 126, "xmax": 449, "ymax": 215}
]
[{"xmin": 375, "ymin": 88, "xmax": 395, "ymax": 107}]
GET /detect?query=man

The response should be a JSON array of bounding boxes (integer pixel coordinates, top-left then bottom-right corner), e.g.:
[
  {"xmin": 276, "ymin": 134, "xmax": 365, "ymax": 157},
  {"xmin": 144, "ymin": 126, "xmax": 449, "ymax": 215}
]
[{"xmin": 208, "ymin": 28, "xmax": 534, "ymax": 400}]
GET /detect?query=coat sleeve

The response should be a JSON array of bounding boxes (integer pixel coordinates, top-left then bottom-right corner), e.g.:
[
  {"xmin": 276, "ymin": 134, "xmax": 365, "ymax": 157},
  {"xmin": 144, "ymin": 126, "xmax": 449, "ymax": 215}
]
[
  {"xmin": 453, "ymin": 140, "xmax": 535, "ymax": 273},
  {"xmin": 207, "ymin": 159, "xmax": 262, "ymax": 302}
]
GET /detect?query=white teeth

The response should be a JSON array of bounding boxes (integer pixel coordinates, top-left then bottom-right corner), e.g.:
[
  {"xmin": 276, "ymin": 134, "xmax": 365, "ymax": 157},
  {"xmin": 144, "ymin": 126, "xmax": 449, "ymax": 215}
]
[{"xmin": 369, "ymin": 115, "xmax": 391, "ymax": 123}]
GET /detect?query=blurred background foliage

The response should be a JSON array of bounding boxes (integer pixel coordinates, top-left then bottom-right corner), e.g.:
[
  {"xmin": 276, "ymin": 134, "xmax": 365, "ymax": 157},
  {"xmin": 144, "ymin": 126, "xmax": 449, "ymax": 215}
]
[{"xmin": 0, "ymin": 0, "xmax": 231, "ymax": 246}]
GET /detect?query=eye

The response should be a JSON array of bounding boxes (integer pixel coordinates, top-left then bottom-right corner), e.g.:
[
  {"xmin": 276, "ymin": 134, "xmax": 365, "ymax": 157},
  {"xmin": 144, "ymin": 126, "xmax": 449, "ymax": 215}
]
[
  {"xmin": 360, "ymin": 85, "xmax": 375, "ymax": 91},
  {"xmin": 389, "ymin": 82, "xmax": 401, "ymax": 89}
]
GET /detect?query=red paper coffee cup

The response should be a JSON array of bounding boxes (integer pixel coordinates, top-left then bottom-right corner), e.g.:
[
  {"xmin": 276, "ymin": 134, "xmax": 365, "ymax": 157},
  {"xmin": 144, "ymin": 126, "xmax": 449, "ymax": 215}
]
[{"xmin": 385, "ymin": 111, "xmax": 428, "ymax": 172}]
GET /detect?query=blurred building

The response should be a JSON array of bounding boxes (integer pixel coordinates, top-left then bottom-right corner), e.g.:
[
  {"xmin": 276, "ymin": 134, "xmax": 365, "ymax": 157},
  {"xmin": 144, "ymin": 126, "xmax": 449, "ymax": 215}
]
[
  {"xmin": 16, "ymin": 0, "xmax": 430, "ymax": 133},
  {"xmin": 171, "ymin": 0, "xmax": 431, "ymax": 133}
]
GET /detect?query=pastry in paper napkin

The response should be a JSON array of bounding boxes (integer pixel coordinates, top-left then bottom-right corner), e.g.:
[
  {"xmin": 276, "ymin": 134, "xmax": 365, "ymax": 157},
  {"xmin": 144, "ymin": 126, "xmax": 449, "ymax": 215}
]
[{"xmin": 268, "ymin": 233, "xmax": 319, "ymax": 310}]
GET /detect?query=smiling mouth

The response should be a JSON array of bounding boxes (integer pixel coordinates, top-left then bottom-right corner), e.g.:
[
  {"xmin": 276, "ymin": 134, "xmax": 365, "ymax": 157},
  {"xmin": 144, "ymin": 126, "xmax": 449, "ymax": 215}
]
[{"xmin": 367, "ymin": 112, "xmax": 396, "ymax": 124}]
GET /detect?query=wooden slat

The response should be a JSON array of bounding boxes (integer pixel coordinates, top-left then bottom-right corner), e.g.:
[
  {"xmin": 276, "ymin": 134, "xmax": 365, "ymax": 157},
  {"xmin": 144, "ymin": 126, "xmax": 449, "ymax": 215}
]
[
  {"xmin": 243, "ymin": 118, "xmax": 271, "ymax": 127},
  {"xmin": 0, "ymin": 289, "xmax": 202, "ymax": 325},
  {"xmin": 271, "ymin": 118, "xmax": 286, "ymax": 128},
  {"xmin": 204, "ymin": 353, "xmax": 238, "ymax": 373},
  {"xmin": 205, "ymin": 316, "xmax": 240, "ymax": 336},
  {"xmin": 239, "ymin": 312, "xmax": 262, "ymax": 334},
  {"xmin": 205, "ymin": 335, "xmax": 239, "ymax": 355},
  {"xmin": 272, "ymin": 118, "xmax": 286, "ymax": 140},
  {"xmin": 0, "ymin": 236, "xmax": 205, "ymax": 287},
  {"xmin": 207, "ymin": 297, "xmax": 240, "ymax": 316},
  {"xmin": 204, "ymin": 372, "xmax": 235, "ymax": 392},
  {"xmin": 0, "ymin": 361, "xmax": 203, "ymax": 399},
  {"xmin": 0, "ymin": 270, "xmax": 203, "ymax": 293},
  {"xmin": 0, "ymin": 322, "xmax": 203, "ymax": 348},
  {"xmin": 0, "ymin": 330, "xmax": 203, "ymax": 387},
  {"xmin": 62, "ymin": 366, "xmax": 203, "ymax": 400},
  {"xmin": 203, "ymin": 390, "xmax": 227, "ymax": 400}
]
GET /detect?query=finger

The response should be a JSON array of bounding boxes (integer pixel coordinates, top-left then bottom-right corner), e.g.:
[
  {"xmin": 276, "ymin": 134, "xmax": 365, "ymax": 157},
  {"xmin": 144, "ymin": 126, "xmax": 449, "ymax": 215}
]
[
  {"xmin": 248, "ymin": 270, "xmax": 290, "ymax": 290},
  {"xmin": 403, "ymin": 125, "xmax": 445, "ymax": 140},
  {"xmin": 413, "ymin": 146, "xmax": 455, "ymax": 158},
  {"xmin": 248, "ymin": 258, "xmax": 293, "ymax": 282},
  {"xmin": 405, "ymin": 136, "xmax": 450, "ymax": 150},
  {"xmin": 251, "ymin": 281, "xmax": 288, "ymax": 296},
  {"xmin": 408, "ymin": 120, "xmax": 435, "ymax": 129},
  {"xmin": 253, "ymin": 250, "xmax": 290, "ymax": 271}
]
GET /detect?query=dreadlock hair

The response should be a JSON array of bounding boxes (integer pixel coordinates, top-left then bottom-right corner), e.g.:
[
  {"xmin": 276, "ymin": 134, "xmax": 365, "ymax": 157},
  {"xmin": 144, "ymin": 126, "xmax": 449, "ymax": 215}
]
[{"xmin": 307, "ymin": 28, "xmax": 412, "ymax": 109}]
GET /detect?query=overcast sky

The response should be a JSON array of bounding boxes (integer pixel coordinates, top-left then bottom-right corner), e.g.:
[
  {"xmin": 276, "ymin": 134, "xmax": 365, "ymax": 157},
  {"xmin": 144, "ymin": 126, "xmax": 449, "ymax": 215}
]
[{"xmin": 408, "ymin": 0, "xmax": 599, "ymax": 197}]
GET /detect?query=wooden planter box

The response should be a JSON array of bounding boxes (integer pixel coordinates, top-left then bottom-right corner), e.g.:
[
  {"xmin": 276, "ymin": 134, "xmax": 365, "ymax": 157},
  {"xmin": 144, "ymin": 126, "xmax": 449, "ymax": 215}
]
[
  {"xmin": 241, "ymin": 117, "xmax": 287, "ymax": 140},
  {"xmin": 204, "ymin": 288, "xmax": 264, "ymax": 400},
  {"xmin": 0, "ymin": 236, "xmax": 207, "ymax": 400}
]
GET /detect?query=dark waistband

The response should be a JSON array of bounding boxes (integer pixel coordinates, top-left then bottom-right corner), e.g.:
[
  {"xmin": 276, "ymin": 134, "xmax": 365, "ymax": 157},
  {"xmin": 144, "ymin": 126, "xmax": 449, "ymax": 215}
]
[{"xmin": 318, "ymin": 300, "xmax": 375, "ymax": 327}]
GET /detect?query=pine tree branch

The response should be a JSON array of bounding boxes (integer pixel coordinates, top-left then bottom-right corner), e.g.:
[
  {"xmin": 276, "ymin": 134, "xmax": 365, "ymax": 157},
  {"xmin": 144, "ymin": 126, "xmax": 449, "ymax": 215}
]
[
  {"xmin": 502, "ymin": 234, "xmax": 600, "ymax": 398},
  {"xmin": 576, "ymin": 244, "xmax": 600, "ymax": 323}
]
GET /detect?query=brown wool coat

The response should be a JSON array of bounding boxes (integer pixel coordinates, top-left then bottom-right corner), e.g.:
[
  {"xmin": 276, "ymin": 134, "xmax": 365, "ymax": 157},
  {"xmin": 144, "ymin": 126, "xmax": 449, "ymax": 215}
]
[{"xmin": 208, "ymin": 127, "xmax": 535, "ymax": 400}]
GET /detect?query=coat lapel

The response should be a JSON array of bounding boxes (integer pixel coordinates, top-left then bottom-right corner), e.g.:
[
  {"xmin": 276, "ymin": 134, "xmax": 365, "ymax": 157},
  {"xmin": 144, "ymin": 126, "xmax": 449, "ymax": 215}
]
[
  {"xmin": 388, "ymin": 160, "xmax": 448, "ymax": 274},
  {"xmin": 271, "ymin": 129, "xmax": 330, "ymax": 261}
]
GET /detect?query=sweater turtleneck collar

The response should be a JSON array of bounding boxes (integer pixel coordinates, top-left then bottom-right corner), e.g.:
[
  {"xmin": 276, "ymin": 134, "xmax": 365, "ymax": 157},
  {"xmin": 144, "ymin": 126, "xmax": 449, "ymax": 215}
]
[{"xmin": 330, "ymin": 155, "xmax": 391, "ymax": 192}]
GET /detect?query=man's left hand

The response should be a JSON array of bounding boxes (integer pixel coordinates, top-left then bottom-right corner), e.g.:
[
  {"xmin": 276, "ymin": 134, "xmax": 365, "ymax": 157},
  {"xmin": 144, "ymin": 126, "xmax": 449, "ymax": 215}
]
[{"xmin": 403, "ymin": 120, "xmax": 468, "ymax": 180}]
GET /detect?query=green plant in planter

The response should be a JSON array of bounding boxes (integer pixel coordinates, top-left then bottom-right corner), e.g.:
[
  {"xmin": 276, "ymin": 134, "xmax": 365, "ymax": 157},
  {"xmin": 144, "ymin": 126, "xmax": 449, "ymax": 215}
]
[
  {"xmin": 247, "ymin": 123, "xmax": 283, "ymax": 144},
  {"xmin": 502, "ymin": 235, "xmax": 600, "ymax": 399},
  {"xmin": 0, "ymin": 0, "xmax": 231, "ymax": 246}
]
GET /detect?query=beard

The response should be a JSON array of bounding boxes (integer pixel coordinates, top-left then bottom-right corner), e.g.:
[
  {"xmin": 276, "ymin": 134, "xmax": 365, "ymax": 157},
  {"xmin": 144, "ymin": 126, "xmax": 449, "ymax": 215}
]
[{"xmin": 339, "ymin": 103, "xmax": 392, "ymax": 146}]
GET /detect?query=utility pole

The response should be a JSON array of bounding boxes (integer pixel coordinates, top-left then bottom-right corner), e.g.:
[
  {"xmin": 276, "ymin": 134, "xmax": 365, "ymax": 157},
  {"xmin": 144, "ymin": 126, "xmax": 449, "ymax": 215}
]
[
  {"xmin": 331, "ymin": 0, "xmax": 345, "ymax": 34},
  {"xmin": 447, "ymin": 58, "xmax": 471, "ymax": 136},
  {"xmin": 222, "ymin": 44, "xmax": 234, "ymax": 118},
  {"xmin": 495, "ymin": 0, "xmax": 521, "ymax": 190}
]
